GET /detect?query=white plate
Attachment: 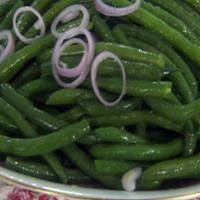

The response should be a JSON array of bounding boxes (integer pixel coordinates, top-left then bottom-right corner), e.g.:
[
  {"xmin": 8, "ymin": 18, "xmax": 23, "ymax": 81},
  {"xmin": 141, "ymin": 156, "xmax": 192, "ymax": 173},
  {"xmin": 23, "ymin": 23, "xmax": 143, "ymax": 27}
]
[{"xmin": 0, "ymin": 166, "xmax": 200, "ymax": 200}]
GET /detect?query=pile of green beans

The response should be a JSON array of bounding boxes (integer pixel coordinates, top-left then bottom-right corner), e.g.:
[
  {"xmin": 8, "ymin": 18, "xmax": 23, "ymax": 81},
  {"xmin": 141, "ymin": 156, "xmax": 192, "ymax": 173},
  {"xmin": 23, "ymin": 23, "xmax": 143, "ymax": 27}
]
[{"xmin": 2, "ymin": 0, "xmax": 200, "ymax": 192}]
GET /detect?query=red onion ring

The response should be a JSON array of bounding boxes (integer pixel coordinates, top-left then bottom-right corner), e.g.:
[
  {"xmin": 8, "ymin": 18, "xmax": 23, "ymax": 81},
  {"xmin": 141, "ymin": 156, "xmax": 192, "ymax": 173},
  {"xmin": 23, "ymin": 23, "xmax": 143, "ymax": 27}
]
[
  {"xmin": 91, "ymin": 51, "xmax": 126, "ymax": 106},
  {"xmin": 51, "ymin": 4, "xmax": 90, "ymax": 38},
  {"xmin": 0, "ymin": 30, "xmax": 15, "ymax": 63},
  {"xmin": 52, "ymin": 27, "xmax": 95, "ymax": 88},
  {"xmin": 56, "ymin": 38, "xmax": 88, "ymax": 77},
  {"xmin": 95, "ymin": 0, "xmax": 141, "ymax": 16},
  {"xmin": 13, "ymin": 6, "xmax": 46, "ymax": 44}
]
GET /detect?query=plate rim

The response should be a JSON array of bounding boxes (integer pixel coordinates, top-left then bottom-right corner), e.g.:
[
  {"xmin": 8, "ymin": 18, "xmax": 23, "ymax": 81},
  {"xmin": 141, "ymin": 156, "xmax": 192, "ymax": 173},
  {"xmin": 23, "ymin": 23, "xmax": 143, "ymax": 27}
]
[{"xmin": 0, "ymin": 166, "xmax": 200, "ymax": 200}]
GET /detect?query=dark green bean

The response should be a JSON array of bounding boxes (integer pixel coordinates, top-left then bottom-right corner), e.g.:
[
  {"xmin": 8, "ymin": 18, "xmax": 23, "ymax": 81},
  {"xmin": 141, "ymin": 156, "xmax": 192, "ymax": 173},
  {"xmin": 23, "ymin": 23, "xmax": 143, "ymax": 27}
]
[
  {"xmin": 95, "ymin": 127, "xmax": 148, "ymax": 144},
  {"xmin": 144, "ymin": 97, "xmax": 200, "ymax": 122},
  {"xmin": 46, "ymin": 88, "xmax": 94, "ymax": 106},
  {"xmin": 0, "ymin": 0, "xmax": 23, "ymax": 30},
  {"xmin": 5, "ymin": 156, "xmax": 93, "ymax": 184},
  {"xmin": 0, "ymin": 113, "xmax": 18, "ymax": 133},
  {"xmin": 142, "ymin": 1, "xmax": 200, "ymax": 46},
  {"xmin": 0, "ymin": 34, "xmax": 55, "ymax": 82},
  {"xmin": 17, "ymin": 77, "xmax": 60, "ymax": 98},
  {"xmin": 56, "ymin": 107, "xmax": 85, "ymax": 123},
  {"xmin": 16, "ymin": 0, "xmax": 54, "ymax": 34},
  {"xmin": 0, "ymin": 1, "xmax": 16, "ymax": 18},
  {"xmin": 84, "ymin": 77, "xmax": 172, "ymax": 98},
  {"xmin": 148, "ymin": 0, "xmax": 200, "ymax": 37},
  {"xmin": 138, "ymin": 153, "xmax": 200, "ymax": 183},
  {"xmin": 96, "ymin": 42, "xmax": 165, "ymax": 68},
  {"xmin": 183, "ymin": 132, "xmax": 197, "ymax": 157},
  {"xmin": 94, "ymin": 159, "xmax": 136, "ymax": 175},
  {"xmin": 0, "ymin": 84, "xmax": 66, "ymax": 131},
  {"xmin": 88, "ymin": 111, "xmax": 183, "ymax": 133},
  {"xmin": 11, "ymin": 63, "xmax": 41, "ymax": 88},
  {"xmin": 92, "ymin": 15, "xmax": 116, "ymax": 42},
  {"xmin": 108, "ymin": 0, "xmax": 200, "ymax": 70},
  {"xmin": 186, "ymin": 0, "xmax": 200, "ymax": 13},
  {"xmin": 80, "ymin": 99, "xmax": 140, "ymax": 117},
  {"xmin": 90, "ymin": 139, "xmax": 183, "ymax": 161},
  {"xmin": 62, "ymin": 144, "xmax": 122, "ymax": 189},
  {"xmin": 0, "ymin": 120, "xmax": 89, "ymax": 156},
  {"xmin": 118, "ymin": 24, "xmax": 198, "ymax": 98}
]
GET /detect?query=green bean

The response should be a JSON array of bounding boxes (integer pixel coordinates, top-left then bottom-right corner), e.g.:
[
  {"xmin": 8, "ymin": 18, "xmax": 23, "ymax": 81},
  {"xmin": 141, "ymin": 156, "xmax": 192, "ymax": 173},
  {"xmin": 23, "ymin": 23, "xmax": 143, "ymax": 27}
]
[
  {"xmin": 46, "ymin": 88, "xmax": 94, "ymax": 106},
  {"xmin": 16, "ymin": 0, "xmax": 54, "ymax": 34},
  {"xmin": 41, "ymin": 58, "xmax": 166, "ymax": 81},
  {"xmin": 0, "ymin": 34, "xmax": 55, "ymax": 82},
  {"xmin": 113, "ymin": 26, "xmax": 130, "ymax": 45},
  {"xmin": 0, "ymin": 113, "xmax": 18, "ymax": 133},
  {"xmin": 84, "ymin": 77, "xmax": 172, "ymax": 98},
  {"xmin": 148, "ymin": 0, "xmax": 200, "ymax": 37},
  {"xmin": 17, "ymin": 78, "xmax": 60, "ymax": 98},
  {"xmin": 0, "ymin": 84, "xmax": 66, "ymax": 131},
  {"xmin": 90, "ymin": 139, "xmax": 183, "ymax": 161},
  {"xmin": 5, "ymin": 157, "xmax": 93, "ymax": 184},
  {"xmin": 183, "ymin": 132, "xmax": 197, "ymax": 157},
  {"xmin": 56, "ymin": 107, "xmax": 85, "ymax": 123},
  {"xmin": 96, "ymin": 42, "xmax": 165, "ymax": 68},
  {"xmin": 92, "ymin": 15, "xmax": 116, "ymax": 43},
  {"xmin": 94, "ymin": 159, "xmax": 136, "ymax": 175},
  {"xmin": 0, "ymin": 120, "xmax": 89, "ymax": 156},
  {"xmin": 109, "ymin": 0, "xmax": 200, "ymax": 69},
  {"xmin": 136, "ymin": 180, "xmax": 161, "ymax": 190},
  {"xmin": 142, "ymin": 1, "xmax": 200, "ymax": 46},
  {"xmin": 0, "ymin": 97, "xmax": 37, "ymax": 138},
  {"xmin": 11, "ymin": 63, "xmax": 41, "ymax": 88},
  {"xmin": 62, "ymin": 144, "xmax": 122, "ymax": 189},
  {"xmin": 95, "ymin": 127, "xmax": 148, "ymax": 144},
  {"xmin": 0, "ymin": 91, "xmax": 86, "ymax": 183},
  {"xmin": 118, "ymin": 24, "xmax": 198, "ymax": 98},
  {"xmin": 0, "ymin": 0, "xmax": 23, "ymax": 30},
  {"xmin": 88, "ymin": 111, "xmax": 183, "ymax": 133},
  {"xmin": 136, "ymin": 123, "xmax": 147, "ymax": 139},
  {"xmin": 180, "ymin": 0, "xmax": 200, "ymax": 21},
  {"xmin": 128, "ymin": 37, "xmax": 194, "ymax": 103},
  {"xmin": 138, "ymin": 153, "xmax": 200, "ymax": 183},
  {"xmin": 144, "ymin": 97, "xmax": 200, "ymax": 122},
  {"xmin": 0, "ymin": 1, "xmax": 15, "ymax": 18},
  {"xmin": 80, "ymin": 99, "xmax": 140, "ymax": 117},
  {"xmin": 185, "ymin": 0, "xmax": 200, "ymax": 13},
  {"xmin": 77, "ymin": 135, "xmax": 100, "ymax": 145},
  {"xmin": 19, "ymin": 9, "xmax": 89, "ymax": 49}
]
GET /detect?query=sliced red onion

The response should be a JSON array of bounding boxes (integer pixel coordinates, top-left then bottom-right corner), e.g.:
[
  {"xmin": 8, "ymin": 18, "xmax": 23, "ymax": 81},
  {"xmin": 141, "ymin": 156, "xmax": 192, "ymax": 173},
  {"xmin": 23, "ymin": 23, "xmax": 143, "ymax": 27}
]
[
  {"xmin": 51, "ymin": 4, "xmax": 90, "ymax": 38},
  {"xmin": 13, "ymin": 6, "xmax": 46, "ymax": 44},
  {"xmin": 122, "ymin": 168, "xmax": 142, "ymax": 192},
  {"xmin": 95, "ymin": 0, "xmax": 141, "ymax": 17},
  {"xmin": 56, "ymin": 38, "xmax": 88, "ymax": 77},
  {"xmin": 91, "ymin": 51, "xmax": 126, "ymax": 107},
  {"xmin": 0, "ymin": 30, "xmax": 15, "ymax": 63},
  {"xmin": 52, "ymin": 27, "xmax": 95, "ymax": 88}
]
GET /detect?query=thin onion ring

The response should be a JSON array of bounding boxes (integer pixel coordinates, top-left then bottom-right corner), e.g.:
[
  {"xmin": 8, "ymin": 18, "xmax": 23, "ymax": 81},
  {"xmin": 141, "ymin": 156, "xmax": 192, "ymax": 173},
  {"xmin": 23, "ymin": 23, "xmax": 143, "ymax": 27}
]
[
  {"xmin": 51, "ymin": 4, "xmax": 90, "ymax": 38},
  {"xmin": 0, "ymin": 30, "xmax": 15, "ymax": 63},
  {"xmin": 91, "ymin": 51, "xmax": 126, "ymax": 106},
  {"xmin": 52, "ymin": 27, "xmax": 95, "ymax": 88},
  {"xmin": 13, "ymin": 6, "xmax": 46, "ymax": 44},
  {"xmin": 95, "ymin": 0, "xmax": 141, "ymax": 17}
]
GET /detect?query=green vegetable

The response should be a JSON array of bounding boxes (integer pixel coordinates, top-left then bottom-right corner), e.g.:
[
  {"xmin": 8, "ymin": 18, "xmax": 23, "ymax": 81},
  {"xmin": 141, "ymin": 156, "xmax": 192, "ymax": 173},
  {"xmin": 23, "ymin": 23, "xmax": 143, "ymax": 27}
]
[{"xmin": 90, "ymin": 139, "xmax": 183, "ymax": 161}]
